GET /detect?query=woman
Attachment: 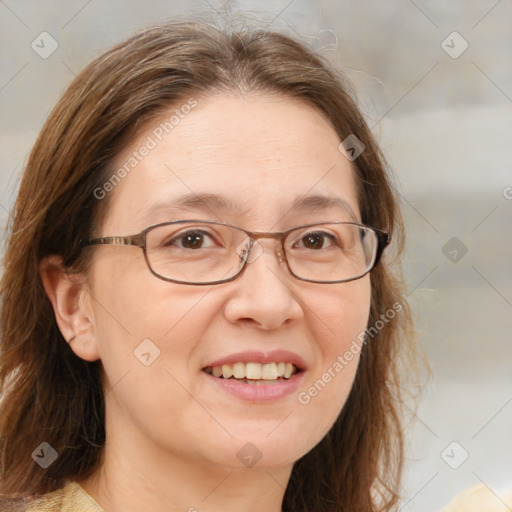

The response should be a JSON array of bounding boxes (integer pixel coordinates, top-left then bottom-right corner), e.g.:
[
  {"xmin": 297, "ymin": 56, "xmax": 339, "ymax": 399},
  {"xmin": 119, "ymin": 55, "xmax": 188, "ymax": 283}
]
[{"xmin": 0, "ymin": 20, "xmax": 418, "ymax": 511}]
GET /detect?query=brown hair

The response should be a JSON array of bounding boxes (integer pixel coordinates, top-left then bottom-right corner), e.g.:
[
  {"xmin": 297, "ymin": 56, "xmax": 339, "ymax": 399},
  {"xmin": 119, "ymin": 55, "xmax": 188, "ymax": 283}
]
[{"xmin": 0, "ymin": 20, "xmax": 419, "ymax": 511}]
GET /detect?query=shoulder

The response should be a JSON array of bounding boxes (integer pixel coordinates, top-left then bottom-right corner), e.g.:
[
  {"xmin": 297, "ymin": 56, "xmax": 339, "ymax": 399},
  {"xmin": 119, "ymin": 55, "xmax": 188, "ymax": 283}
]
[
  {"xmin": 25, "ymin": 482, "xmax": 103, "ymax": 512},
  {"xmin": 441, "ymin": 483, "xmax": 512, "ymax": 512}
]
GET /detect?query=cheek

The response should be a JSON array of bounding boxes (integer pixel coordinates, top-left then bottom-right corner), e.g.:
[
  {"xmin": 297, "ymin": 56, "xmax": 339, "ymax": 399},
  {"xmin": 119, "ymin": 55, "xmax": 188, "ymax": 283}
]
[
  {"xmin": 89, "ymin": 270, "xmax": 224, "ymax": 448},
  {"xmin": 90, "ymin": 250, "xmax": 216, "ymax": 345},
  {"xmin": 312, "ymin": 277, "xmax": 372, "ymax": 348},
  {"xmin": 88, "ymin": 256, "xmax": 223, "ymax": 401},
  {"xmin": 296, "ymin": 278, "xmax": 370, "ymax": 440}
]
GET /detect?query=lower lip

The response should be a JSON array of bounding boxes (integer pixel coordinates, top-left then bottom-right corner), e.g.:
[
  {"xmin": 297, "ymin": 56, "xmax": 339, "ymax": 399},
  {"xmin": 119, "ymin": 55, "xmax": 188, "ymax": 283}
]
[{"xmin": 203, "ymin": 371, "xmax": 305, "ymax": 402}]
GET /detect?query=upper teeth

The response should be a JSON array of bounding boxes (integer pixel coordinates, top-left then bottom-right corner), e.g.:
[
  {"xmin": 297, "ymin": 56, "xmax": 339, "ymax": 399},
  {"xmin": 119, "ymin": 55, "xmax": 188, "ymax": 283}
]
[{"xmin": 206, "ymin": 362, "xmax": 296, "ymax": 380}]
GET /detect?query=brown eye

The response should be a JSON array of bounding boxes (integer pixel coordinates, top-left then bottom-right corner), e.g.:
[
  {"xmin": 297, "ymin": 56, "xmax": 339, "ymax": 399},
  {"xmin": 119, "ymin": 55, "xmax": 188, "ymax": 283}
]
[
  {"xmin": 297, "ymin": 232, "xmax": 335, "ymax": 250},
  {"xmin": 181, "ymin": 233, "xmax": 204, "ymax": 249},
  {"xmin": 164, "ymin": 230, "xmax": 216, "ymax": 250}
]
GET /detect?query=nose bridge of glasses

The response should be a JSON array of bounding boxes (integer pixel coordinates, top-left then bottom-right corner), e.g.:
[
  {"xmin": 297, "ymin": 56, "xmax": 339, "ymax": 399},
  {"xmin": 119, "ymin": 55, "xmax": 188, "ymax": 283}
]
[{"xmin": 239, "ymin": 231, "xmax": 286, "ymax": 264}]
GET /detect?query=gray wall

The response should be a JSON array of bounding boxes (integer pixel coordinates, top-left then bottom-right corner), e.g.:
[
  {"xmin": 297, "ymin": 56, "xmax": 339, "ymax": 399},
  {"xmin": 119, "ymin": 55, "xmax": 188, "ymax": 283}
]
[{"xmin": 1, "ymin": 1, "xmax": 511, "ymax": 510}]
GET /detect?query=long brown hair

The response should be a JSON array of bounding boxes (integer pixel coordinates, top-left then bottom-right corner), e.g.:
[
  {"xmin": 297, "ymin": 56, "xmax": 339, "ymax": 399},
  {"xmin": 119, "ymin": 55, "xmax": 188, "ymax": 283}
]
[{"xmin": 0, "ymin": 20, "xmax": 418, "ymax": 511}]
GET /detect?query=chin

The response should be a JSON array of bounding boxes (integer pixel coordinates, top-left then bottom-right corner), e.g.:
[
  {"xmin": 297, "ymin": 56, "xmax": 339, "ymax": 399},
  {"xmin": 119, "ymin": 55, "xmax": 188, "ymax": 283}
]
[{"xmin": 215, "ymin": 429, "xmax": 316, "ymax": 469}]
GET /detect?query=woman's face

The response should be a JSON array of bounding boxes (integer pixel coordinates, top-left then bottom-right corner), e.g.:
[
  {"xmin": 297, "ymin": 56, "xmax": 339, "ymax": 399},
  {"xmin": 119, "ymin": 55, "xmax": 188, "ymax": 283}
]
[{"xmin": 84, "ymin": 92, "xmax": 371, "ymax": 469}]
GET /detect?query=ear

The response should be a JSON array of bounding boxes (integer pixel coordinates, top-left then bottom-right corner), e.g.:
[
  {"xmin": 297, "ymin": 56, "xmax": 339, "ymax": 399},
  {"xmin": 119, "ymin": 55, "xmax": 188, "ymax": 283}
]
[{"xmin": 39, "ymin": 255, "xmax": 100, "ymax": 362}]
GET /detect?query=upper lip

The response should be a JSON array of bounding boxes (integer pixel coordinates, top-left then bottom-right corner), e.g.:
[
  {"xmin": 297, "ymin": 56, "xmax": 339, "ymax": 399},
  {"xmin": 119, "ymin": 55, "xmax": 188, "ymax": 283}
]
[{"xmin": 203, "ymin": 350, "xmax": 307, "ymax": 371}]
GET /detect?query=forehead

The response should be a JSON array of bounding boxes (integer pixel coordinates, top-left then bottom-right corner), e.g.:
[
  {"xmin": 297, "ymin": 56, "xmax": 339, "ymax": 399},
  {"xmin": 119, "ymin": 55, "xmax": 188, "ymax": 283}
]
[{"xmin": 102, "ymin": 92, "xmax": 360, "ymax": 232}]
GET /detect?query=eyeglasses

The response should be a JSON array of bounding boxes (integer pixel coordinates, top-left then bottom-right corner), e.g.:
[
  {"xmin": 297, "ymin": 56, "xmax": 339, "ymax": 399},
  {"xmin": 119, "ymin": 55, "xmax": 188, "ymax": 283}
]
[{"xmin": 83, "ymin": 220, "xmax": 390, "ymax": 285}]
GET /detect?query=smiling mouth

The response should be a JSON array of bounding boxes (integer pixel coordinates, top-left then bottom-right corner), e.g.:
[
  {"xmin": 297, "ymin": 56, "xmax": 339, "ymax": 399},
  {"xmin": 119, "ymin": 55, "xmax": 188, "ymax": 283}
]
[{"xmin": 203, "ymin": 362, "xmax": 300, "ymax": 384}]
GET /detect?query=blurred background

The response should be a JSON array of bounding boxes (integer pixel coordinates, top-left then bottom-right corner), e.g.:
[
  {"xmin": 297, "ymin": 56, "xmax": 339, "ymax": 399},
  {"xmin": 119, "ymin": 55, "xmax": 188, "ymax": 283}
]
[{"xmin": 1, "ymin": 1, "xmax": 511, "ymax": 510}]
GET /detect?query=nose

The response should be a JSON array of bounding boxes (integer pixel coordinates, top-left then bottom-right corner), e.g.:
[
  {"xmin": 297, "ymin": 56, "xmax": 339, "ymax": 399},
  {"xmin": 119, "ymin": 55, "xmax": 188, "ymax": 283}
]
[{"xmin": 223, "ymin": 239, "xmax": 304, "ymax": 330}]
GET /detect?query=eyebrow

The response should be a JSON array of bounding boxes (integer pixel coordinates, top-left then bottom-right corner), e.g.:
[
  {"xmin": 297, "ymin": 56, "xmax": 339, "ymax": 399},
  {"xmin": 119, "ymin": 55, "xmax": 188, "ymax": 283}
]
[
  {"xmin": 140, "ymin": 192, "xmax": 358, "ymax": 224},
  {"xmin": 141, "ymin": 193, "xmax": 244, "ymax": 223},
  {"xmin": 288, "ymin": 194, "xmax": 358, "ymax": 220}
]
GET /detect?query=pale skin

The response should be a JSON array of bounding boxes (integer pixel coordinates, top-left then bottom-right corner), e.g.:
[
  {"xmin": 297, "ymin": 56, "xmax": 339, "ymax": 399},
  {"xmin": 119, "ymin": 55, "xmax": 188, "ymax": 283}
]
[{"xmin": 40, "ymin": 92, "xmax": 371, "ymax": 512}]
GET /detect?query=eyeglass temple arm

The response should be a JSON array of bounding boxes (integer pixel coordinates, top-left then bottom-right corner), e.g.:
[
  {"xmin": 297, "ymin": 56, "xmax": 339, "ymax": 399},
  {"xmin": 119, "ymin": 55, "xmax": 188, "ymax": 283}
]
[
  {"xmin": 374, "ymin": 231, "xmax": 391, "ymax": 265},
  {"xmin": 84, "ymin": 234, "xmax": 146, "ymax": 248}
]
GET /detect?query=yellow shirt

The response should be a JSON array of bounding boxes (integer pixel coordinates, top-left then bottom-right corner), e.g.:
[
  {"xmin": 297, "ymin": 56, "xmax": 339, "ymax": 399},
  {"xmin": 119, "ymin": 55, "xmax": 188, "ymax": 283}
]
[
  {"xmin": 25, "ymin": 482, "xmax": 103, "ymax": 511},
  {"xmin": 441, "ymin": 483, "xmax": 512, "ymax": 512},
  {"xmin": 19, "ymin": 481, "xmax": 512, "ymax": 511}
]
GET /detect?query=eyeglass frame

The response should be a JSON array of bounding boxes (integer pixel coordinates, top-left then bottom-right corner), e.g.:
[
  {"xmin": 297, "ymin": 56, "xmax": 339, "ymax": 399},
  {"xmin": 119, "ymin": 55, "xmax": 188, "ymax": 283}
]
[{"xmin": 81, "ymin": 219, "xmax": 391, "ymax": 285}]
